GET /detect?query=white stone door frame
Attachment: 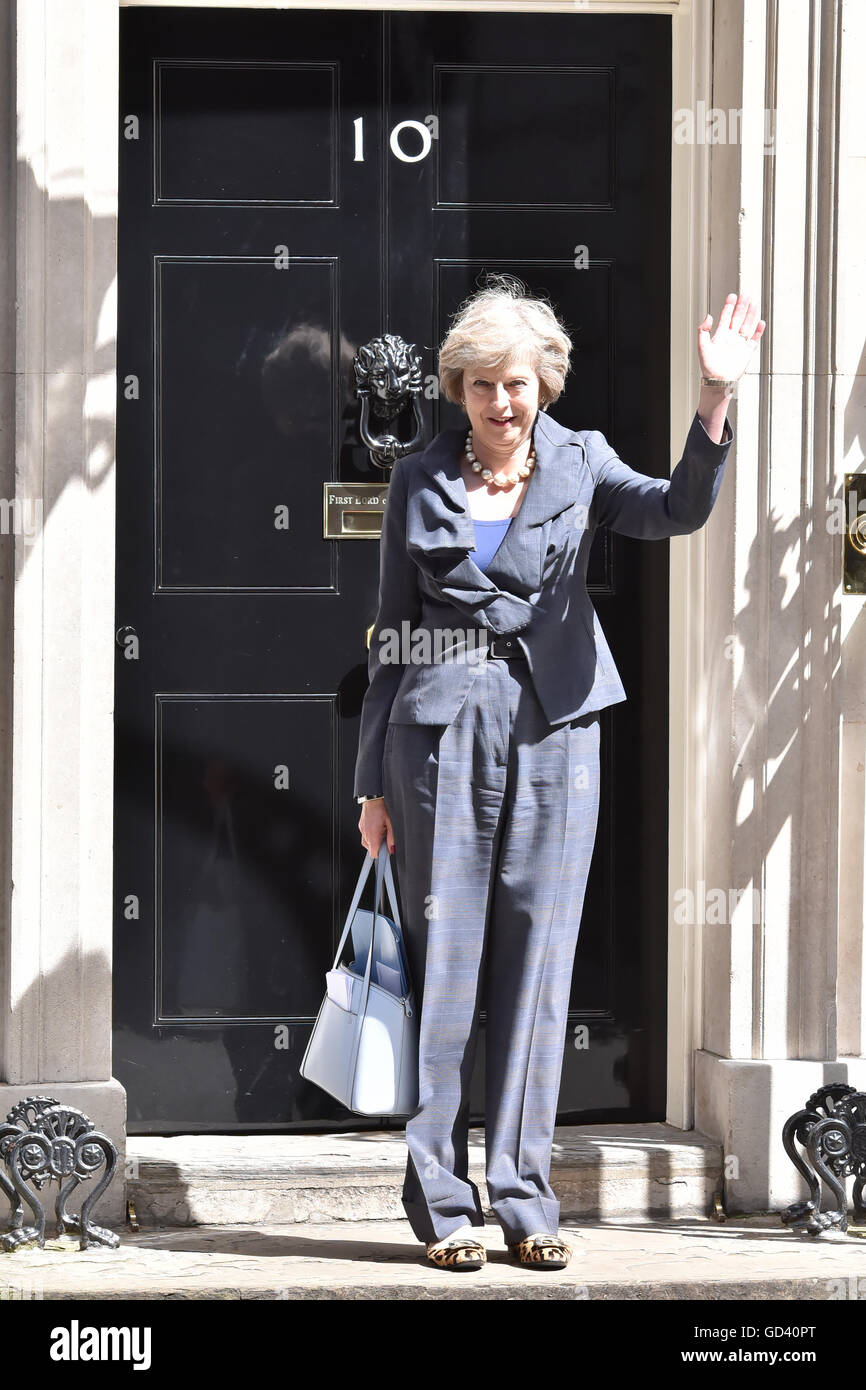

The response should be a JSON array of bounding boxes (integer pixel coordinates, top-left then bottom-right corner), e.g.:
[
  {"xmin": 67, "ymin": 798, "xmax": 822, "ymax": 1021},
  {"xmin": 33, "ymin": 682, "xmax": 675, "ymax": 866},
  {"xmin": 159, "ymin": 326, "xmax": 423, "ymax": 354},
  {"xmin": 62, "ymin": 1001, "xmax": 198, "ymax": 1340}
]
[{"xmin": 5, "ymin": 0, "xmax": 725, "ymax": 1156}]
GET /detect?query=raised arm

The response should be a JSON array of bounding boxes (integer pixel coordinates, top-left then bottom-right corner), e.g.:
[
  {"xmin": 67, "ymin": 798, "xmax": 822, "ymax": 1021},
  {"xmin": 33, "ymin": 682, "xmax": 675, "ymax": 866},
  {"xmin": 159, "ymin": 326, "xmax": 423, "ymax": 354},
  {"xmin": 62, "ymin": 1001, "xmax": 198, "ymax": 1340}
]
[
  {"xmin": 588, "ymin": 291, "xmax": 764, "ymax": 539},
  {"xmin": 586, "ymin": 410, "xmax": 734, "ymax": 539}
]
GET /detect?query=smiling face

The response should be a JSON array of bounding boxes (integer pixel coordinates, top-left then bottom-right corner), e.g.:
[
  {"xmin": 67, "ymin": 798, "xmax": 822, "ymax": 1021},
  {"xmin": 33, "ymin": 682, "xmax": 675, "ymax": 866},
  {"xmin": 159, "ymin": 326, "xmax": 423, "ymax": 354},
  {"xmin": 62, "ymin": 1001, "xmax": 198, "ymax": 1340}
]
[{"xmin": 461, "ymin": 359, "xmax": 541, "ymax": 462}]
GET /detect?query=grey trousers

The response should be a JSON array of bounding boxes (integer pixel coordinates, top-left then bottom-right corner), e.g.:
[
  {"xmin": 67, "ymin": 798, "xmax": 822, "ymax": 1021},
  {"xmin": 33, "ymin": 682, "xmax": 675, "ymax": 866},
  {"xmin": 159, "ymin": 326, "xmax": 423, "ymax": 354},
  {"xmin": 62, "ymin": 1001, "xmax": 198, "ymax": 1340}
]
[{"xmin": 381, "ymin": 653, "xmax": 601, "ymax": 1245}]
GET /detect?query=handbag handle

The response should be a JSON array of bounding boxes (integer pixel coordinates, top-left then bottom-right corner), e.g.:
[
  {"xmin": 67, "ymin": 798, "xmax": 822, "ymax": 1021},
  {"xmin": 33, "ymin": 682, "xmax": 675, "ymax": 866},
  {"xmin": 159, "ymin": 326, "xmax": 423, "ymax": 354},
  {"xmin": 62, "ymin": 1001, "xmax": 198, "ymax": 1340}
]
[
  {"xmin": 347, "ymin": 849, "xmax": 410, "ymax": 1032},
  {"xmin": 343, "ymin": 845, "xmax": 395, "ymax": 1092},
  {"xmin": 354, "ymin": 842, "xmax": 388, "ymax": 1011},
  {"xmin": 329, "ymin": 841, "xmax": 400, "ymax": 974}
]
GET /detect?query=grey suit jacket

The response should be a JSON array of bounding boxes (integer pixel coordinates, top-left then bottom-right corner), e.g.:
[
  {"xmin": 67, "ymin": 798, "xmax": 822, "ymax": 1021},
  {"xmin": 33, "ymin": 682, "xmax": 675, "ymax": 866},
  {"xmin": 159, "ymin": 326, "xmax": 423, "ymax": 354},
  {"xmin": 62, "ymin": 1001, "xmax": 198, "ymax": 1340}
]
[{"xmin": 353, "ymin": 407, "xmax": 734, "ymax": 798}]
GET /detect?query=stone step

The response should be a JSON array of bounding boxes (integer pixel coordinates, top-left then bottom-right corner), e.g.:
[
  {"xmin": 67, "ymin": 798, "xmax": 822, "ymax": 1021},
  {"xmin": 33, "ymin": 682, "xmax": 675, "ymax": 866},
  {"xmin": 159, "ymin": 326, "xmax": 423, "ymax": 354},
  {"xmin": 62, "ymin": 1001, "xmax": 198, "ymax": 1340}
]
[
  {"xmin": 126, "ymin": 1123, "xmax": 723, "ymax": 1228},
  {"xmin": 0, "ymin": 1215, "xmax": 853, "ymax": 1301}
]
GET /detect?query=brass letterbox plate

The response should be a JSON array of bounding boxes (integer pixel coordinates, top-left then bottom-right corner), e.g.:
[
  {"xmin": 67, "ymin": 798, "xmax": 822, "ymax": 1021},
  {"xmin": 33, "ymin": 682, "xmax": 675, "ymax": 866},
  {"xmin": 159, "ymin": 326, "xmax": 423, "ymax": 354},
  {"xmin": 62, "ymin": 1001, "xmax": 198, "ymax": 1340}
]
[
  {"xmin": 323, "ymin": 482, "xmax": 388, "ymax": 539},
  {"xmin": 844, "ymin": 473, "xmax": 866, "ymax": 595}
]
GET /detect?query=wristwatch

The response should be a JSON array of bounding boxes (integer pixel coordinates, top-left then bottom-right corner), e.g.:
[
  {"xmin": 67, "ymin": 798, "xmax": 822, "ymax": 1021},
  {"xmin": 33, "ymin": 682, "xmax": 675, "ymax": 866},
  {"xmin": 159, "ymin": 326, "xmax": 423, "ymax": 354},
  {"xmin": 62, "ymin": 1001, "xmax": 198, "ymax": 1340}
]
[
  {"xmin": 701, "ymin": 375, "xmax": 738, "ymax": 395},
  {"xmin": 357, "ymin": 794, "xmax": 384, "ymax": 804}
]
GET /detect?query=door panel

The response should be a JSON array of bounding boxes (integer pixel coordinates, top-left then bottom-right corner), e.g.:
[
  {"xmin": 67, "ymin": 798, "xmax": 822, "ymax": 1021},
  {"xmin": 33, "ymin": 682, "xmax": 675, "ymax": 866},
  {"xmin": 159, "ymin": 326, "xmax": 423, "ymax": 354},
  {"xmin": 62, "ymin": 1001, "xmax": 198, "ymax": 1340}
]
[
  {"xmin": 157, "ymin": 256, "xmax": 338, "ymax": 590},
  {"xmin": 114, "ymin": 6, "xmax": 671, "ymax": 1131}
]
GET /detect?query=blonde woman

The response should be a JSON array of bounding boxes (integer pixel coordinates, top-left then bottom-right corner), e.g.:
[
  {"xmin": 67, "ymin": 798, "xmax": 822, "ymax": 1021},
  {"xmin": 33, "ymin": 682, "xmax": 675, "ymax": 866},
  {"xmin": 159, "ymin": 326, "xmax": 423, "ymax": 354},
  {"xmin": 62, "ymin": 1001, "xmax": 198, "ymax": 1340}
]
[{"xmin": 355, "ymin": 275, "xmax": 763, "ymax": 1270}]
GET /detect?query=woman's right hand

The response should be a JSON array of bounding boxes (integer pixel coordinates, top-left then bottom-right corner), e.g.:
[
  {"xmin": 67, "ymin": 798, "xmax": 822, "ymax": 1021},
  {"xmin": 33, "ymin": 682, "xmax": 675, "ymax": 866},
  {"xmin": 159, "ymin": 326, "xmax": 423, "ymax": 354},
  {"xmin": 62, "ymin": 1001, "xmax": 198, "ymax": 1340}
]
[{"xmin": 358, "ymin": 797, "xmax": 395, "ymax": 857}]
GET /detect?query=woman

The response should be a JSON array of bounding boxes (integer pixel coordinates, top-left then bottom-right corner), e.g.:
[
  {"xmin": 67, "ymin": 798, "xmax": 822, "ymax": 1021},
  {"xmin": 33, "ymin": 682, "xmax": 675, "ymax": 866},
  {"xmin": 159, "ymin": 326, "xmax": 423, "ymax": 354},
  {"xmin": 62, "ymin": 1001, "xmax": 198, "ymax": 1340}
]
[{"xmin": 354, "ymin": 275, "xmax": 764, "ymax": 1271}]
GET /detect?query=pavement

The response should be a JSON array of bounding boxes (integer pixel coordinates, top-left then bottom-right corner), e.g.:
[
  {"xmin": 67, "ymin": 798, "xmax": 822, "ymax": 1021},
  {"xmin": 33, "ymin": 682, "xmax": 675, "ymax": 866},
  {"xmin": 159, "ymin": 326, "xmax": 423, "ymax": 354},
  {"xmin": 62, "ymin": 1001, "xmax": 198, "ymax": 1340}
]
[{"xmin": 2, "ymin": 1213, "xmax": 866, "ymax": 1300}]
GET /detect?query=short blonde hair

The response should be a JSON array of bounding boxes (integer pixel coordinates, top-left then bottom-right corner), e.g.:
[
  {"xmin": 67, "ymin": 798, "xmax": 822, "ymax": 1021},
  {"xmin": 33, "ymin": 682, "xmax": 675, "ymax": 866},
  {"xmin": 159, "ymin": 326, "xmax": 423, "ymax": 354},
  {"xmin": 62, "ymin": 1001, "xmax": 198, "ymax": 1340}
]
[{"xmin": 438, "ymin": 274, "xmax": 572, "ymax": 410}]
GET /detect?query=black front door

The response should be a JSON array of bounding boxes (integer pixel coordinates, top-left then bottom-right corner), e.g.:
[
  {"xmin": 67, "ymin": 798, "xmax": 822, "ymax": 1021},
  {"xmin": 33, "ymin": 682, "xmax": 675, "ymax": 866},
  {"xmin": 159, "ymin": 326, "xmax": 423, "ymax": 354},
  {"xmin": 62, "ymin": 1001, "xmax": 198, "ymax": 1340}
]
[{"xmin": 114, "ymin": 6, "xmax": 672, "ymax": 1132}]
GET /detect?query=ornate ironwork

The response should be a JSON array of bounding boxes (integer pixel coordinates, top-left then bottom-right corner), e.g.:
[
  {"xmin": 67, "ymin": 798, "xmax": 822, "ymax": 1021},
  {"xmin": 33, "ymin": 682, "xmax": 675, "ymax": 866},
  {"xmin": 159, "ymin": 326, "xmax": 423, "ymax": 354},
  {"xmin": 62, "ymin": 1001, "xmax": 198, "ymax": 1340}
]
[
  {"xmin": 353, "ymin": 333, "xmax": 424, "ymax": 469},
  {"xmin": 781, "ymin": 1083, "xmax": 866, "ymax": 1236},
  {"xmin": 0, "ymin": 1095, "xmax": 119, "ymax": 1251}
]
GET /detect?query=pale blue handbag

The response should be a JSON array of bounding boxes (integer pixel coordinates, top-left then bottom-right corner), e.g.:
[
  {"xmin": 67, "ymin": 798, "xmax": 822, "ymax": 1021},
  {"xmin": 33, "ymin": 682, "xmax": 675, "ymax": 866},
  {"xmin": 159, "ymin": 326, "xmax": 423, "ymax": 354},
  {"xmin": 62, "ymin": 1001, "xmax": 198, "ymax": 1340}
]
[{"xmin": 300, "ymin": 842, "xmax": 419, "ymax": 1116}]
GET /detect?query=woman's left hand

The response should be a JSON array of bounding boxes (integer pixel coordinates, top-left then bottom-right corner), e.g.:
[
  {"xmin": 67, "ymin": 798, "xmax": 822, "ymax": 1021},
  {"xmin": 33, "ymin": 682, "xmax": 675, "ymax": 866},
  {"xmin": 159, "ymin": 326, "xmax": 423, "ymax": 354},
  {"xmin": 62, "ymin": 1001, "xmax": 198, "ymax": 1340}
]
[{"xmin": 698, "ymin": 292, "xmax": 766, "ymax": 382}]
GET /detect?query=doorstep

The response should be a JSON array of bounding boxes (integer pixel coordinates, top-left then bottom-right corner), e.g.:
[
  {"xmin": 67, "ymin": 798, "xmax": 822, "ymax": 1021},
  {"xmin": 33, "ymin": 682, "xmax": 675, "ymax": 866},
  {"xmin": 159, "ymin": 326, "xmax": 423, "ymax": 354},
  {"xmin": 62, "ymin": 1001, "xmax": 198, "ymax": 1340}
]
[
  {"xmin": 0, "ymin": 1215, "xmax": 861, "ymax": 1301},
  {"xmin": 124, "ymin": 1123, "xmax": 722, "ymax": 1227}
]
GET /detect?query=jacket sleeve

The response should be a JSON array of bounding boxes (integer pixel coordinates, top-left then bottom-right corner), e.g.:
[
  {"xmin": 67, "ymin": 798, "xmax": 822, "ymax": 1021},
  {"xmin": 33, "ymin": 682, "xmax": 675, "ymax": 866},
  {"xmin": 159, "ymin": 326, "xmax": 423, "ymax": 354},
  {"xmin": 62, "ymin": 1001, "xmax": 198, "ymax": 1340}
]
[
  {"xmin": 352, "ymin": 456, "xmax": 422, "ymax": 799},
  {"xmin": 587, "ymin": 410, "xmax": 734, "ymax": 539}
]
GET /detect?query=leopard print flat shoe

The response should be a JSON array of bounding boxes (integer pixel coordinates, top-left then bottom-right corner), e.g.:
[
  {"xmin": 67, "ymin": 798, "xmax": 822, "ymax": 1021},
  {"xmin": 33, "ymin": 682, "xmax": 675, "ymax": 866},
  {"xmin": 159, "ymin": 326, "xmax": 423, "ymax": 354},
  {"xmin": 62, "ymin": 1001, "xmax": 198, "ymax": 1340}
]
[
  {"xmin": 507, "ymin": 1232, "xmax": 572, "ymax": 1268},
  {"xmin": 425, "ymin": 1234, "xmax": 487, "ymax": 1270}
]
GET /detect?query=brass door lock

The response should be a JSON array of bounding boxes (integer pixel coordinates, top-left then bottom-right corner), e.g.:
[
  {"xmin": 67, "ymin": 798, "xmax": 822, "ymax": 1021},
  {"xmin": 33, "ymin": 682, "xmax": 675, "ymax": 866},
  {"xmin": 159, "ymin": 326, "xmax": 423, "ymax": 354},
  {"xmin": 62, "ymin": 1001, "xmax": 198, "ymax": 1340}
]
[{"xmin": 843, "ymin": 474, "xmax": 866, "ymax": 594}]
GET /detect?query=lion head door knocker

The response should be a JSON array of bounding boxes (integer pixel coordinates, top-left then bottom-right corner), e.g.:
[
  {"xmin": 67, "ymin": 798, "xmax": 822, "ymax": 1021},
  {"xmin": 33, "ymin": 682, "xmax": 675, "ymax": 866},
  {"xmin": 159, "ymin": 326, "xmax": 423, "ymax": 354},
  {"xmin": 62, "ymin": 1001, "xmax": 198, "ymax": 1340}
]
[{"xmin": 353, "ymin": 333, "xmax": 424, "ymax": 470}]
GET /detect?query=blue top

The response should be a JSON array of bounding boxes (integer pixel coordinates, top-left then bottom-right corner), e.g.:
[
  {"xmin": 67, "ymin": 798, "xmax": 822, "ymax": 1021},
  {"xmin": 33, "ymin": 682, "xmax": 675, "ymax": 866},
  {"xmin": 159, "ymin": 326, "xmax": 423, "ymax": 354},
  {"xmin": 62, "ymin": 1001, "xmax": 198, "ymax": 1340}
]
[{"xmin": 472, "ymin": 517, "xmax": 513, "ymax": 572}]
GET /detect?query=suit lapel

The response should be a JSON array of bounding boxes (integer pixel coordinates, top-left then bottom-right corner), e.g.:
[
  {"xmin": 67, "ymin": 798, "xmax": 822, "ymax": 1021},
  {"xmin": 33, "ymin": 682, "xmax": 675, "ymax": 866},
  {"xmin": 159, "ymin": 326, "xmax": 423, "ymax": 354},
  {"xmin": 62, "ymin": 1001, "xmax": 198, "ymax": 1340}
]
[{"xmin": 409, "ymin": 409, "xmax": 583, "ymax": 596}]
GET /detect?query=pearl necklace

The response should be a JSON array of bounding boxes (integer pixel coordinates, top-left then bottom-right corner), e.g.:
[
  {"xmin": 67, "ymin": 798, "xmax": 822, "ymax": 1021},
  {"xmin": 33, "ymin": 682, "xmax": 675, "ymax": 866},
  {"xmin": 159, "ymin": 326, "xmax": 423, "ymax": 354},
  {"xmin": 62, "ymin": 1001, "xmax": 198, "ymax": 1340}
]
[{"xmin": 464, "ymin": 429, "xmax": 536, "ymax": 488}]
